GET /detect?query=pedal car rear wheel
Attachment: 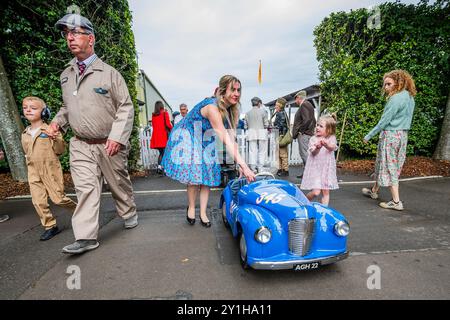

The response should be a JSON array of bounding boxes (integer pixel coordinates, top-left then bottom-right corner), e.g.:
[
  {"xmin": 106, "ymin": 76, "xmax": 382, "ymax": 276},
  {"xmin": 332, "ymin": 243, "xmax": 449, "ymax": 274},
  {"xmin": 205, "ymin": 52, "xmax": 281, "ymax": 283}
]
[
  {"xmin": 222, "ymin": 205, "xmax": 230, "ymax": 228},
  {"xmin": 220, "ymin": 173, "xmax": 229, "ymax": 188},
  {"xmin": 239, "ymin": 232, "xmax": 250, "ymax": 269}
]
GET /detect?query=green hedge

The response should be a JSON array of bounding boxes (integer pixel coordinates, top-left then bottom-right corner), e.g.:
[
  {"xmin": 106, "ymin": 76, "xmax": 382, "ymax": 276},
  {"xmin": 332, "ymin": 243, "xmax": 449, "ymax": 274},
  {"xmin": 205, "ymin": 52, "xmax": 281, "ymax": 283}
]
[
  {"xmin": 0, "ymin": 0, "xmax": 140, "ymax": 170},
  {"xmin": 313, "ymin": 0, "xmax": 450, "ymax": 157}
]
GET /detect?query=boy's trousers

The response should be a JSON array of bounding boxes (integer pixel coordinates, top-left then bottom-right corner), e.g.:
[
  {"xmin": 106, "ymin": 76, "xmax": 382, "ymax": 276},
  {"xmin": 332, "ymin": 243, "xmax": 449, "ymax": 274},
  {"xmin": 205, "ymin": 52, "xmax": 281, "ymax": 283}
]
[{"xmin": 28, "ymin": 162, "xmax": 77, "ymax": 229}]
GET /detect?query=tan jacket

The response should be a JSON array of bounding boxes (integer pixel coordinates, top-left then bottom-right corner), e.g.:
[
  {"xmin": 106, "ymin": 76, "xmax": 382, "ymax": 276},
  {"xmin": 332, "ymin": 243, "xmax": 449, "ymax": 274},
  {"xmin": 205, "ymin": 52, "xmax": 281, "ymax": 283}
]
[
  {"xmin": 53, "ymin": 57, "xmax": 134, "ymax": 145},
  {"xmin": 21, "ymin": 123, "xmax": 66, "ymax": 165}
]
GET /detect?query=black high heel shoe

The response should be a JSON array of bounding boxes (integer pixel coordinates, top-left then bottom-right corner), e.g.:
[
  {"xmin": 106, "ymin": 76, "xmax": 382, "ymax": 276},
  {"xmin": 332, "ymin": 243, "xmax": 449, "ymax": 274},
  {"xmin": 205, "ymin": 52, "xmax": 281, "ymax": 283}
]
[
  {"xmin": 186, "ymin": 207, "xmax": 195, "ymax": 225},
  {"xmin": 200, "ymin": 217, "xmax": 211, "ymax": 228}
]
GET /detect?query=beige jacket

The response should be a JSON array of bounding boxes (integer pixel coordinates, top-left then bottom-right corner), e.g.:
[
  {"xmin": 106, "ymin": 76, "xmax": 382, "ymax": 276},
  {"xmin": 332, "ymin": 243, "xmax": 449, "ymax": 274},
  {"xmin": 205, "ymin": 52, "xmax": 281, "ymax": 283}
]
[
  {"xmin": 245, "ymin": 106, "xmax": 269, "ymax": 140},
  {"xmin": 53, "ymin": 57, "xmax": 134, "ymax": 145},
  {"xmin": 21, "ymin": 123, "xmax": 66, "ymax": 165}
]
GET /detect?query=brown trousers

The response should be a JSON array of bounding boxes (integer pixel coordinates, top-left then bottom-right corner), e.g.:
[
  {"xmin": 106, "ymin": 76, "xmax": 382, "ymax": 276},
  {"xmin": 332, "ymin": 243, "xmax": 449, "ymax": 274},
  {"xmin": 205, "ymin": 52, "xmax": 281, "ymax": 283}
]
[
  {"xmin": 279, "ymin": 146, "xmax": 289, "ymax": 171},
  {"xmin": 28, "ymin": 162, "xmax": 77, "ymax": 229},
  {"xmin": 70, "ymin": 137, "xmax": 136, "ymax": 240}
]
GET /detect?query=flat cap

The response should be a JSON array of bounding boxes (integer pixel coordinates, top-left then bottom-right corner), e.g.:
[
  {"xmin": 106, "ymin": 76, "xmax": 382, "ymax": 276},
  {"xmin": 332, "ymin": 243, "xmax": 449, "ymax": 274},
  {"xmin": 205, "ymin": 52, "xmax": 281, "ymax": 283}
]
[
  {"xmin": 295, "ymin": 90, "xmax": 307, "ymax": 99},
  {"xmin": 55, "ymin": 13, "xmax": 94, "ymax": 33}
]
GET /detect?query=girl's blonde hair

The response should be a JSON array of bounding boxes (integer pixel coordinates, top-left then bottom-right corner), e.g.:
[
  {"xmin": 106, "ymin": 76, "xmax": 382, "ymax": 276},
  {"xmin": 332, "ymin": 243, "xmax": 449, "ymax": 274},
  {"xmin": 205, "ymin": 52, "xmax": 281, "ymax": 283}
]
[
  {"xmin": 215, "ymin": 75, "xmax": 241, "ymax": 129},
  {"xmin": 318, "ymin": 113, "xmax": 337, "ymax": 137},
  {"xmin": 383, "ymin": 69, "xmax": 417, "ymax": 97}
]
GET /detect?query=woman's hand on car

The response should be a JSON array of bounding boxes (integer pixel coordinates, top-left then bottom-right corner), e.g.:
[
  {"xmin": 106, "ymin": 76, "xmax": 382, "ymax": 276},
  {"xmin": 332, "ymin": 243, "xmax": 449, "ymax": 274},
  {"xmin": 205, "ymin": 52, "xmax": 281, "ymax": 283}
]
[{"xmin": 239, "ymin": 165, "xmax": 256, "ymax": 182}]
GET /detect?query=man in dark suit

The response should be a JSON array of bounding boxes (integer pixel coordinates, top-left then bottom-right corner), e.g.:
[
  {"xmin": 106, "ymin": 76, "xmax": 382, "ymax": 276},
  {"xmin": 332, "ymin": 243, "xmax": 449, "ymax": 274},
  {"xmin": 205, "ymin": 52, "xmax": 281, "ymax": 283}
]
[{"xmin": 292, "ymin": 90, "xmax": 316, "ymax": 178}]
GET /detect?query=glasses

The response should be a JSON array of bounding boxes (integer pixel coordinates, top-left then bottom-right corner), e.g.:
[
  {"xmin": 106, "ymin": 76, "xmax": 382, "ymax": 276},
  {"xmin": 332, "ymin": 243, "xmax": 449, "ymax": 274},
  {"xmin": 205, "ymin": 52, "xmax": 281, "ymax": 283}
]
[{"xmin": 61, "ymin": 30, "xmax": 91, "ymax": 39}]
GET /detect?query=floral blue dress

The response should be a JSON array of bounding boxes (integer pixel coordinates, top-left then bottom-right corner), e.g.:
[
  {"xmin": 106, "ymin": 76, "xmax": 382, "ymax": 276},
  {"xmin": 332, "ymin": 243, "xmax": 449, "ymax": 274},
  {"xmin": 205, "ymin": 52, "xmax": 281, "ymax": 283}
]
[{"xmin": 162, "ymin": 97, "xmax": 221, "ymax": 186}]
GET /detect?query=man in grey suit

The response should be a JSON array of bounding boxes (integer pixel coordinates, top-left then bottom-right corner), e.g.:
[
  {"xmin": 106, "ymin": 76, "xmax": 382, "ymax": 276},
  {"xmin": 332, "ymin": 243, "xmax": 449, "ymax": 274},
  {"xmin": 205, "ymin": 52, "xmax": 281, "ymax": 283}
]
[{"xmin": 245, "ymin": 97, "xmax": 269, "ymax": 173}]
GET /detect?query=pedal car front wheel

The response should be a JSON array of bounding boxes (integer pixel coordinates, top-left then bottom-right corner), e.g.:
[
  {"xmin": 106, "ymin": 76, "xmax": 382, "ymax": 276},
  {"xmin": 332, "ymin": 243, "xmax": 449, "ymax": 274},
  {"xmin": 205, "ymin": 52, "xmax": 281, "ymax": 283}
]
[
  {"xmin": 239, "ymin": 232, "xmax": 250, "ymax": 270},
  {"xmin": 222, "ymin": 205, "xmax": 230, "ymax": 228}
]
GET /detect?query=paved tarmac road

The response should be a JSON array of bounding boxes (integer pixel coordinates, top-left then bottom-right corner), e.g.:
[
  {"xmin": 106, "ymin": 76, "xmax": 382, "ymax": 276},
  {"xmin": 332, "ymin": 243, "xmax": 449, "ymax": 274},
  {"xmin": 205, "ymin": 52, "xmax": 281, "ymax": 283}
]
[{"xmin": 0, "ymin": 171, "xmax": 449, "ymax": 300}]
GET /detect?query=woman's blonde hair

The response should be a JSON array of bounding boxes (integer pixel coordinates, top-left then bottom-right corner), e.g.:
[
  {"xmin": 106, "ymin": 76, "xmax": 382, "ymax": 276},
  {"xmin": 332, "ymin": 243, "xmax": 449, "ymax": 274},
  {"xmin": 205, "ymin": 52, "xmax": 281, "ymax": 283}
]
[
  {"xmin": 383, "ymin": 69, "xmax": 417, "ymax": 97},
  {"xmin": 215, "ymin": 75, "xmax": 241, "ymax": 129},
  {"xmin": 318, "ymin": 113, "xmax": 337, "ymax": 137}
]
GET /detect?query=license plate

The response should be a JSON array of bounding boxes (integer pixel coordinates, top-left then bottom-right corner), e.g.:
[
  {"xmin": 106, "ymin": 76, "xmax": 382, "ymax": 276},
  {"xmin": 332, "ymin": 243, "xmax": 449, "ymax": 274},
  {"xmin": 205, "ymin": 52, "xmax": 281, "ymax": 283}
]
[{"xmin": 293, "ymin": 262, "xmax": 320, "ymax": 271}]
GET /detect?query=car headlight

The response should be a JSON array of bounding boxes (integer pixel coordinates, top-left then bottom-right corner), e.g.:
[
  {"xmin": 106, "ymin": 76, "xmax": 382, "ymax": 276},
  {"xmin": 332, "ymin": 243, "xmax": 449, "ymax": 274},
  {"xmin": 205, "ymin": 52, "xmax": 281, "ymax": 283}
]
[
  {"xmin": 334, "ymin": 221, "xmax": 350, "ymax": 237},
  {"xmin": 254, "ymin": 227, "xmax": 271, "ymax": 243}
]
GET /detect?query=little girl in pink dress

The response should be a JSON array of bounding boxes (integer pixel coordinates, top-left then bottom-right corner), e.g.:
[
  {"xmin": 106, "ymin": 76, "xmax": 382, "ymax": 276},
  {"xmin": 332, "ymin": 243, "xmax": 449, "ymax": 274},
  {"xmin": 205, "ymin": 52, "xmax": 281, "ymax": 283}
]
[{"xmin": 300, "ymin": 114, "xmax": 339, "ymax": 206}]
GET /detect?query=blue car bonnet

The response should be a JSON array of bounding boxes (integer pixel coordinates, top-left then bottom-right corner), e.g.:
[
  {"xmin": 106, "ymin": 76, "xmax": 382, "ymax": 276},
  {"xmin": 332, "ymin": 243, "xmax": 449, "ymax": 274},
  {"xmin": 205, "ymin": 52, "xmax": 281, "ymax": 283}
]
[{"xmin": 235, "ymin": 179, "xmax": 313, "ymax": 221}]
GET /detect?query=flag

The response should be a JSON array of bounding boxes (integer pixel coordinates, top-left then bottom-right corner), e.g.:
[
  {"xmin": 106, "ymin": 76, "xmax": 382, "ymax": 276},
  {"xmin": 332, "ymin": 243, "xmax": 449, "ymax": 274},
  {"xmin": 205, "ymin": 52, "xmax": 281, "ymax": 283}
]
[{"xmin": 258, "ymin": 60, "xmax": 262, "ymax": 85}]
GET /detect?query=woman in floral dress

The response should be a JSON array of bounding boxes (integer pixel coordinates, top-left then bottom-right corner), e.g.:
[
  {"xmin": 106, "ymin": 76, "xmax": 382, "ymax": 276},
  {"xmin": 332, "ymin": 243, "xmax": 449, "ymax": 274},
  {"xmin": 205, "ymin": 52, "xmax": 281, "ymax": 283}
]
[
  {"xmin": 362, "ymin": 70, "xmax": 416, "ymax": 211},
  {"xmin": 162, "ymin": 75, "xmax": 255, "ymax": 227}
]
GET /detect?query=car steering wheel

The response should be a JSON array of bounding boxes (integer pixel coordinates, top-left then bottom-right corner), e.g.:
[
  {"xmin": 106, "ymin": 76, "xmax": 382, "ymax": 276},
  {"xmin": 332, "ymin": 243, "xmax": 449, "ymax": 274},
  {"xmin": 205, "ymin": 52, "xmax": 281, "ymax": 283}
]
[
  {"xmin": 230, "ymin": 171, "xmax": 275, "ymax": 194},
  {"xmin": 255, "ymin": 172, "xmax": 276, "ymax": 180}
]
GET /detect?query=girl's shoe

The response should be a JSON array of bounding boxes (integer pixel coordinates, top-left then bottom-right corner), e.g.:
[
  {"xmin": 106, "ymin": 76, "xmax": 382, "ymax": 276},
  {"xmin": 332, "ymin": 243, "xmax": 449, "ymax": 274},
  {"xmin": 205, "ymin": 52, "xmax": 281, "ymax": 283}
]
[{"xmin": 362, "ymin": 187, "xmax": 379, "ymax": 199}]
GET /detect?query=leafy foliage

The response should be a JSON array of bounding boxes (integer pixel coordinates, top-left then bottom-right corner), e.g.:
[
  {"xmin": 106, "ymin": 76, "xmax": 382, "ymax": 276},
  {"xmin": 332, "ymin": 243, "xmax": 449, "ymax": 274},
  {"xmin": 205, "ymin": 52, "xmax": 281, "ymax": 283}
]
[
  {"xmin": 0, "ymin": 0, "xmax": 140, "ymax": 170},
  {"xmin": 314, "ymin": 0, "xmax": 450, "ymax": 157}
]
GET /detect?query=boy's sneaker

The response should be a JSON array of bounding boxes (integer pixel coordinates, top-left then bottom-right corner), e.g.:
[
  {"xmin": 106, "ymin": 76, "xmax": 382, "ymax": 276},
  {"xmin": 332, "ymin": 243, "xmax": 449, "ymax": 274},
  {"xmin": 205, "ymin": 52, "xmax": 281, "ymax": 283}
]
[
  {"xmin": 0, "ymin": 215, "xmax": 10, "ymax": 223},
  {"xmin": 379, "ymin": 200, "xmax": 404, "ymax": 211},
  {"xmin": 62, "ymin": 240, "xmax": 99, "ymax": 254},
  {"xmin": 40, "ymin": 226, "xmax": 61, "ymax": 241},
  {"xmin": 362, "ymin": 187, "xmax": 379, "ymax": 199}
]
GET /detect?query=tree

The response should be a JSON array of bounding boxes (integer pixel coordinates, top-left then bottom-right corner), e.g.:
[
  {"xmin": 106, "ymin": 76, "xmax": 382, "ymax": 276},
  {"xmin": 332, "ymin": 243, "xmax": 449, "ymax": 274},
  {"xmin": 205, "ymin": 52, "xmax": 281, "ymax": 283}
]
[
  {"xmin": 0, "ymin": 0, "xmax": 139, "ymax": 174},
  {"xmin": 434, "ymin": 94, "xmax": 450, "ymax": 160},
  {"xmin": 314, "ymin": 1, "xmax": 450, "ymax": 157},
  {"xmin": 0, "ymin": 56, "xmax": 27, "ymax": 181}
]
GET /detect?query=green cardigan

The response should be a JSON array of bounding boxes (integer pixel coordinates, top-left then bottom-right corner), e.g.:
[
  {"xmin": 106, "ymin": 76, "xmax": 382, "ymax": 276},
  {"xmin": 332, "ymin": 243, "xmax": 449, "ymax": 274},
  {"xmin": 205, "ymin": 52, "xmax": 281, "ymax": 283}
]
[{"xmin": 364, "ymin": 90, "xmax": 415, "ymax": 141}]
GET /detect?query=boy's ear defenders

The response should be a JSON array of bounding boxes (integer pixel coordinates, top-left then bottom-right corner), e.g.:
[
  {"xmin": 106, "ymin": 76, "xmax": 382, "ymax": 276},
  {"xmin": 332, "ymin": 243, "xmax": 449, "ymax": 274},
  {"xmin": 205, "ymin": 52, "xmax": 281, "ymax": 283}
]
[{"xmin": 41, "ymin": 105, "xmax": 51, "ymax": 120}]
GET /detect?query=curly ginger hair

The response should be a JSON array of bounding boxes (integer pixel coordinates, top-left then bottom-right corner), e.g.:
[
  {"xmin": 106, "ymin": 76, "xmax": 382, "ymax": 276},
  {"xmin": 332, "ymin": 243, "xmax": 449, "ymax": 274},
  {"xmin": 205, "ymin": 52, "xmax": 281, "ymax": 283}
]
[{"xmin": 383, "ymin": 69, "xmax": 417, "ymax": 97}]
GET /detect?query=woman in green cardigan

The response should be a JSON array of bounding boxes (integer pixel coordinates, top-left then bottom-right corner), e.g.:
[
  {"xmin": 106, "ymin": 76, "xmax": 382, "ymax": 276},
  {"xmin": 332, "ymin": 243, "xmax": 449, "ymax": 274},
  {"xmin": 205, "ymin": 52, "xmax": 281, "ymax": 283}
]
[{"xmin": 362, "ymin": 70, "xmax": 416, "ymax": 211}]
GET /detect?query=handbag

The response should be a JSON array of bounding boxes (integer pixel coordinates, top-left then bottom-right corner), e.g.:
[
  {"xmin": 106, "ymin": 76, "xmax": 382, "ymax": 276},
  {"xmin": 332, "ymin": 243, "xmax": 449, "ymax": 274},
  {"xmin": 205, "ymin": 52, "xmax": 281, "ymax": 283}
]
[
  {"xmin": 278, "ymin": 112, "xmax": 292, "ymax": 147},
  {"xmin": 279, "ymin": 130, "xmax": 292, "ymax": 147}
]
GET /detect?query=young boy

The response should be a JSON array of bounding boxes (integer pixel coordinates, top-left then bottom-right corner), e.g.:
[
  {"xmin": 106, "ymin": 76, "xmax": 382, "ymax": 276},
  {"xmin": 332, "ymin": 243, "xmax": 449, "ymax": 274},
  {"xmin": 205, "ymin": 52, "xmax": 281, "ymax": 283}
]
[{"xmin": 21, "ymin": 96, "xmax": 77, "ymax": 241}]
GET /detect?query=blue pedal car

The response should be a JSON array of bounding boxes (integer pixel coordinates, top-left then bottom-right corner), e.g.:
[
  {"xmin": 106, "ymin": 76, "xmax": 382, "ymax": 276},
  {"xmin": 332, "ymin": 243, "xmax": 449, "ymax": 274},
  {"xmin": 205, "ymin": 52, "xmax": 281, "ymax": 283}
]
[{"xmin": 219, "ymin": 173, "xmax": 349, "ymax": 270}]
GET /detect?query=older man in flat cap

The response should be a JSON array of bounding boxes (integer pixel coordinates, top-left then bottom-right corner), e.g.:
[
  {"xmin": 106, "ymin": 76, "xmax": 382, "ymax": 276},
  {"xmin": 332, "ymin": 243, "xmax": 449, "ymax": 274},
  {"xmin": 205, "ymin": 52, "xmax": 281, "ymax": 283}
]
[
  {"xmin": 292, "ymin": 90, "xmax": 316, "ymax": 178},
  {"xmin": 47, "ymin": 13, "xmax": 138, "ymax": 254}
]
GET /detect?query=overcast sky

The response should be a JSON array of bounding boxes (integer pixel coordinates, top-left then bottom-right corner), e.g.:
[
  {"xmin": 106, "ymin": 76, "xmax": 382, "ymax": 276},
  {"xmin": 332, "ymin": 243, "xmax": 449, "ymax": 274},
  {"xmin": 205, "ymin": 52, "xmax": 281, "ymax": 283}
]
[{"xmin": 128, "ymin": 0, "xmax": 421, "ymax": 113}]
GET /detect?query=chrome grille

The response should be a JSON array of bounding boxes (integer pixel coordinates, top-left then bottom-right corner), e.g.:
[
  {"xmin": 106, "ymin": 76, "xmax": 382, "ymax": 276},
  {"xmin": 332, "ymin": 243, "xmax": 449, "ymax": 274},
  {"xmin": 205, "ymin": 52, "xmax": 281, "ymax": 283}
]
[{"xmin": 288, "ymin": 218, "xmax": 315, "ymax": 256}]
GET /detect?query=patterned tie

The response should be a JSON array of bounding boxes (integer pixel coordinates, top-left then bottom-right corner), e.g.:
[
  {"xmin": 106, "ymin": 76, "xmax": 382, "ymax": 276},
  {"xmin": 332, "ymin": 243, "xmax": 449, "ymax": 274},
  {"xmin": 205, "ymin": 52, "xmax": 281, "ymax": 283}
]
[{"xmin": 77, "ymin": 62, "xmax": 86, "ymax": 75}]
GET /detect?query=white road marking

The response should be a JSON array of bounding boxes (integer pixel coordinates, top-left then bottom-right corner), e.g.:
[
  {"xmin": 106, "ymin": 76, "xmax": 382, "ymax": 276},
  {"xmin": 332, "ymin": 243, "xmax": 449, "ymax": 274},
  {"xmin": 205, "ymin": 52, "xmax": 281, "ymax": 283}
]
[
  {"xmin": 350, "ymin": 246, "xmax": 450, "ymax": 256},
  {"xmin": 5, "ymin": 176, "xmax": 445, "ymax": 200},
  {"xmin": 336, "ymin": 175, "xmax": 443, "ymax": 186}
]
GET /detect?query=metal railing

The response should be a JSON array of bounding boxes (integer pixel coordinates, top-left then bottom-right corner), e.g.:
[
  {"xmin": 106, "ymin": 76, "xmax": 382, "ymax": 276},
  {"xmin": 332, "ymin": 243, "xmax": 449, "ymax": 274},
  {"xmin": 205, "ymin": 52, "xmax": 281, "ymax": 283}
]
[{"xmin": 138, "ymin": 128, "xmax": 303, "ymax": 170}]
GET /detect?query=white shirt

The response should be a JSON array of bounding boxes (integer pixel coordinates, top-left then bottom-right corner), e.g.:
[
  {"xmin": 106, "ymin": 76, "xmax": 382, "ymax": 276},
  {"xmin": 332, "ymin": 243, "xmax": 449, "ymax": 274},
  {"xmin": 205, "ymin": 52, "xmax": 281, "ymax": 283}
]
[
  {"xmin": 27, "ymin": 127, "xmax": 40, "ymax": 139},
  {"xmin": 174, "ymin": 114, "xmax": 184, "ymax": 125}
]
